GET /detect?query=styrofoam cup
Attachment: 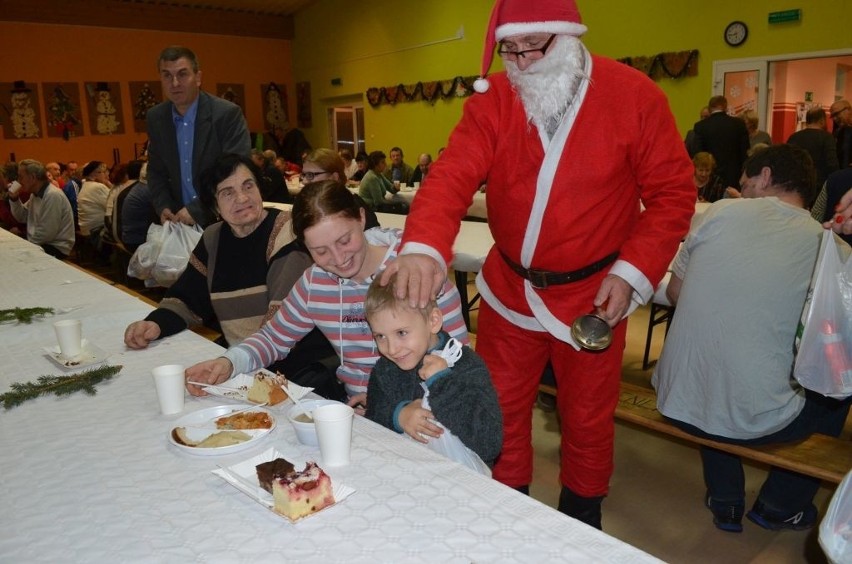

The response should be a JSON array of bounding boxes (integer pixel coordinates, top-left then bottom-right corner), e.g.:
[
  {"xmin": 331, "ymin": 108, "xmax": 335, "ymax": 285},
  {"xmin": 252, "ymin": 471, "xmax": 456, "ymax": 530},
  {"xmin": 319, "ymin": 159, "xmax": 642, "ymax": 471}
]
[
  {"xmin": 413, "ymin": 182, "xmax": 420, "ymax": 188},
  {"xmin": 152, "ymin": 364, "xmax": 186, "ymax": 415},
  {"xmin": 313, "ymin": 403, "xmax": 354, "ymax": 466},
  {"xmin": 53, "ymin": 319, "xmax": 82, "ymax": 359}
]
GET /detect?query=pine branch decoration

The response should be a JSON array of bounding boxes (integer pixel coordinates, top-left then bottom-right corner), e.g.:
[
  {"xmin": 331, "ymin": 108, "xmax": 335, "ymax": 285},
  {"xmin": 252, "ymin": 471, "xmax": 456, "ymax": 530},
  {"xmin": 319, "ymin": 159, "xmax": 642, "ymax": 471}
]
[
  {"xmin": 0, "ymin": 307, "xmax": 55, "ymax": 324},
  {"xmin": 1, "ymin": 364, "xmax": 122, "ymax": 409}
]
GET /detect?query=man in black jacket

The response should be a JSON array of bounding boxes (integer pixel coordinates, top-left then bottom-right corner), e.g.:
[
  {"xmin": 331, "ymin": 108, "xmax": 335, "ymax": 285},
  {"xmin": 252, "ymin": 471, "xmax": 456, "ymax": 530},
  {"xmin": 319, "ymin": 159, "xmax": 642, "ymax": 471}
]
[{"xmin": 693, "ymin": 96, "xmax": 750, "ymax": 189}]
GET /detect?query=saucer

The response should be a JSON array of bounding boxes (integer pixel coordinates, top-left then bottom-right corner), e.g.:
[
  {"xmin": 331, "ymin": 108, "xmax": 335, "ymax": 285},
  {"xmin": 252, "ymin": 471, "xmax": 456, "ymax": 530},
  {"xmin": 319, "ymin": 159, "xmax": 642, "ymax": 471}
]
[{"xmin": 43, "ymin": 339, "xmax": 109, "ymax": 370}]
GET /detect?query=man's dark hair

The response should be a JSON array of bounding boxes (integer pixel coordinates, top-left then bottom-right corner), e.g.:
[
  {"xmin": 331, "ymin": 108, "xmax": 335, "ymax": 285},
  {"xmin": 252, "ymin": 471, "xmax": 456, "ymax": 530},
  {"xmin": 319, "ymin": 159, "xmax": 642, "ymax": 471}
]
[
  {"xmin": 158, "ymin": 46, "xmax": 199, "ymax": 72},
  {"xmin": 127, "ymin": 160, "xmax": 145, "ymax": 180},
  {"xmin": 742, "ymin": 144, "xmax": 816, "ymax": 204},
  {"xmin": 805, "ymin": 107, "xmax": 826, "ymax": 125},
  {"xmin": 389, "ymin": 146, "xmax": 403, "ymax": 157},
  {"xmin": 368, "ymin": 151, "xmax": 387, "ymax": 170},
  {"xmin": 707, "ymin": 96, "xmax": 728, "ymax": 111},
  {"xmin": 82, "ymin": 160, "xmax": 105, "ymax": 178}
]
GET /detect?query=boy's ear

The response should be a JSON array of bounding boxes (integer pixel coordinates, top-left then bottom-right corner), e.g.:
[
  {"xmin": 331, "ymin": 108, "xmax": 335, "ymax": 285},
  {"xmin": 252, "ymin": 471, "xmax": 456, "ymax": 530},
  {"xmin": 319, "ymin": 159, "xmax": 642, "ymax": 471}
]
[{"xmin": 428, "ymin": 306, "xmax": 443, "ymax": 334}]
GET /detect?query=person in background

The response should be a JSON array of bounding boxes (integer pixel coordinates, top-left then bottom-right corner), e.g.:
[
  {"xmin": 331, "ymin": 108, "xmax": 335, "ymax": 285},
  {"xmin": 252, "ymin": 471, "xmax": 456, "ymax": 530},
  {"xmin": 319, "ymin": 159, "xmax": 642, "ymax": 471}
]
[
  {"xmin": 78, "ymin": 160, "xmax": 112, "ymax": 260},
  {"xmin": 250, "ymin": 148, "xmax": 289, "ymax": 203},
  {"xmin": 410, "ymin": 153, "xmax": 433, "ymax": 185},
  {"xmin": 147, "ymin": 45, "xmax": 250, "ymax": 228},
  {"xmin": 694, "ymin": 96, "xmax": 750, "ymax": 190},
  {"xmin": 104, "ymin": 160, "xmax": 144, "ymax": 249},
  {"xmin": 124, "ymin": 154, "xmax": 340, "ymax": 397},
  {"xmin": 364, "ymin": 272, "xmax": 503, "ymax": 468},
  {"xmin": 47, "ymin": 161, "xmax": 77, "ymax": 224},
  {"xmin": 9, "ymin": 159, "xmax": 75, "ymax": 258},
  {"xmin": 183, "ymin": 180, "xmax": 468, "ymax": 411},
  {"xmin": 339, "ymin": 148, "xmax": 358, "ymax": 179},
  {"xmin": 741, "ymin": 109, "xmax": 772, "ymax": 148},
  {"xmin": 120, "ymin": 164, "xmax": 158, "ymax": 253},
  {"xmin": 382, "ymin": 146, "xmax": 414, "ymax": 185},
  {"xmin": 653, "ymin": 144, "xmax": 851, "ymax": 533},
  {"xmin": 692, "ymin": 152, "xmax": 726, "ymax": 203},
  {"xmin": 829, "ymin": 99, "xmax": 852, "ymax": 169},
  {"xmin": 787, "ymin": 107, "xmax": 840, "ymax": 200},
  {"xmin": 684, "ymin": 106, "xmax": 710, "ymax": 157},
  {"xmin": 351, "ymin": 151, "xmax": 368, "ymax": 182},
  {"xmin": 0, "ymin": 165, "xmax": 26, "ymax": 236},
  {"xmin": 61, "ymin": 161, "xmax": 81, "ymax": 195},
  {"xmin": 381, "ymin": 0, "xmax": 694, "ymax": 529},
  {"xmin": 359, "ymin": 150, "xmax": 407, "ymax": 212}
]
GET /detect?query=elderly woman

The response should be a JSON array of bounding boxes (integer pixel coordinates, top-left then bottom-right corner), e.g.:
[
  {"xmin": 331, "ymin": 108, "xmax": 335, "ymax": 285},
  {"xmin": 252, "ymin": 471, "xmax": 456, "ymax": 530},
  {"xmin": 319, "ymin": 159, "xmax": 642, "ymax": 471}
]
[
  {"xmin": 124, "ymin": 153, "xmax": 339, "ymax": 396},
  {"xmin": 692, "ymin": 152, "xmax": 726, "ymax": 203}
]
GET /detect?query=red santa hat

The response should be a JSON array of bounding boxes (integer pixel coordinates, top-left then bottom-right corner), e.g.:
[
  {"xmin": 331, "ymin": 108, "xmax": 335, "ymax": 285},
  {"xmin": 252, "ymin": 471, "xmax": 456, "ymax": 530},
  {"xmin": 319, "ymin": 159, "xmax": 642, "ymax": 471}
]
[{"xmin": 473, "ymin": 0, "xmax": 587, "ymax": 93}]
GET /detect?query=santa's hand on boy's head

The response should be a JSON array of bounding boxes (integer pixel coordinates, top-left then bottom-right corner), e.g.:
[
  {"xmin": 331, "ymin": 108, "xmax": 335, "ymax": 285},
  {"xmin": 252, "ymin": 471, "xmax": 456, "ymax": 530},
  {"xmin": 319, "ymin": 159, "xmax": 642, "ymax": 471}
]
[{"xmin": 418, "ymin": 354, "xmax": 448, "ymax": 381}]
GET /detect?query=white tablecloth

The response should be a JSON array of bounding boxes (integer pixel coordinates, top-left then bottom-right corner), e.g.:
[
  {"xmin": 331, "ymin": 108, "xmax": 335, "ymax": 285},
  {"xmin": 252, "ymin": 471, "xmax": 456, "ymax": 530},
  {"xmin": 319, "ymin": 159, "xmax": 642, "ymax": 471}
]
[{"xmin": 0, "ymin": 229, "xmax": 657, "ymax": 563}]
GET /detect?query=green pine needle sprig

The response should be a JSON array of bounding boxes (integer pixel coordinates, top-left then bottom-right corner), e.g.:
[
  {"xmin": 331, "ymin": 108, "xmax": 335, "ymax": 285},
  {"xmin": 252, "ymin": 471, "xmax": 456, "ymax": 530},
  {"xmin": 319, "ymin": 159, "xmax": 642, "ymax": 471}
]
[
  {"xmin": 0, "ymin": 307, "xmax": 55, "ymax": 324},
  {"xmin": 1, "ymin": 364, "xmax": 123, "ymax": 409}
]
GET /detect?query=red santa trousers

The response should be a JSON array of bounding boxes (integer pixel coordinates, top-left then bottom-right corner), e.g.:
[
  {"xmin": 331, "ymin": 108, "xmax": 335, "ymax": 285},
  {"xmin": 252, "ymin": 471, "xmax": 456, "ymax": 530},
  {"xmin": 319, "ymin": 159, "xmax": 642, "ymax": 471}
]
[{"xmin": 476, "ymin": 300, "xmax": 627, "ymax": 497}]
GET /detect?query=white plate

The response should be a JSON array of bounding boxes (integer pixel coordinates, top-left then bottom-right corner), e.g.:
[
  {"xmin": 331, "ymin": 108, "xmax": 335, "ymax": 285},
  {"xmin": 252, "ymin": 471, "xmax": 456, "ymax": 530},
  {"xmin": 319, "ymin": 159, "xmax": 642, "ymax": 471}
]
[
  {"xmin": 168, "ymin": 405, "xmax": 276, "ymax": 456},
  {"xmin": 43, "ymin": 339, "xmax": 109, "ymax": 370},
  {"xmin": 202, "ymin": 369, "xmax": 314, "ymax": 407},
  {"xmin": 212, "ymin": 447, "xmax": 356, "ymax": 523}
]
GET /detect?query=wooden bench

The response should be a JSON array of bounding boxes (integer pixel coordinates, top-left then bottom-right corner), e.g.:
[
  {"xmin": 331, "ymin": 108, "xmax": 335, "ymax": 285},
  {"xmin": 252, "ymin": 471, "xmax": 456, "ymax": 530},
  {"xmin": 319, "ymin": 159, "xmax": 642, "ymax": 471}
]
[{"xmin": 540, "ymin": 382, "xmax": 851, "ymax": 484}]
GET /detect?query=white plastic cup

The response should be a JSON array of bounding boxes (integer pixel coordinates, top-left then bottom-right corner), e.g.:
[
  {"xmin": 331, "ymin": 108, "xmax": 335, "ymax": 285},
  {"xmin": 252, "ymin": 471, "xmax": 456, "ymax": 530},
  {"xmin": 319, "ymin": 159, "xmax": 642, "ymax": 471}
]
[
  {"xmin": 413, "ymin": 182, "xmax": 420, "ymax": 189},
  {"xmin": 152, "ymin": 364, "xmax": 186, "ymax": 415},
  {"xmin": 313, "ymin": 403, "xmax": 354, "ymax": 466},
  {"xmin": 53, "ymin": 319, "xmax": 82, "ymax": 359},
  {"xmin": 400, "ymin": 182, "xmax": 407, "ymax": 190}
]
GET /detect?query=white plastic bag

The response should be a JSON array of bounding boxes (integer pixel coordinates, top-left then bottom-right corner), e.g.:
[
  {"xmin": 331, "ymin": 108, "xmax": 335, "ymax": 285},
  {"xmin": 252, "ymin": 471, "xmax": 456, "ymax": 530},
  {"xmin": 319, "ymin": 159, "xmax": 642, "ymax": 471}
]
[
  {"xmin": 152, "ymin": 221, "xmax": 202, "ymax": 287},
  {"xmin": 419, "ymin": 384, "xmax": 492, "ymax": 476},
  {"xmin": 127, "ymin": 223, "xmax": 166, "ymax": 282},
  {"xmin": 820, "ymin": 470, "xmax": 852, "ymax": 564},
  {"xmin": 794, "ymin": 230, "xmax": 852, "ymax": 399}
]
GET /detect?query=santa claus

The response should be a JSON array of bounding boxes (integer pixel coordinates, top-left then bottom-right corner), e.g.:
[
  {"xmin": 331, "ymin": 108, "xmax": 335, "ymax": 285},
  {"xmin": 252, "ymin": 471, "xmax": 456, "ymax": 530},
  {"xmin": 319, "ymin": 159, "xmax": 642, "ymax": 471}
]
[{"xmin": 383, "ymin": 0, "xmax": 695, "ymax": 528}]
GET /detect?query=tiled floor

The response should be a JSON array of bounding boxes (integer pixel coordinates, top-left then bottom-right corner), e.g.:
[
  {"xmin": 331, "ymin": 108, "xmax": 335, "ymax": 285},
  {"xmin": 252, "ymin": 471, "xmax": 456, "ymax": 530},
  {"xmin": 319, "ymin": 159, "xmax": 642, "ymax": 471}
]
[{"xmin": 466, "ymin": 288, "xmax": 840, "ymax": 563}]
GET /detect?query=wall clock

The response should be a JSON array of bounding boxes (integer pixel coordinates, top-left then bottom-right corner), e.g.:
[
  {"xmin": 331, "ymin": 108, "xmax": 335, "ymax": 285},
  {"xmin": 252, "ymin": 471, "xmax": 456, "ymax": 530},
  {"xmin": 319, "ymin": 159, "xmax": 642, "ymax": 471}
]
[{"xmin": 724, "ymin": 21, "xmax": 748, "ymax": 47}]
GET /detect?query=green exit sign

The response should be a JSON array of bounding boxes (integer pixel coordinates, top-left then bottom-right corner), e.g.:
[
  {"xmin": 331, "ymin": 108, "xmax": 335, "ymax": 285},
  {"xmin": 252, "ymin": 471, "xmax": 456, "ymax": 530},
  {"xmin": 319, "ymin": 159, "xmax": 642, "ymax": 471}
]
[{"xmin": 768, "ymin": 9, "xmax": 800, "ymax": 23}]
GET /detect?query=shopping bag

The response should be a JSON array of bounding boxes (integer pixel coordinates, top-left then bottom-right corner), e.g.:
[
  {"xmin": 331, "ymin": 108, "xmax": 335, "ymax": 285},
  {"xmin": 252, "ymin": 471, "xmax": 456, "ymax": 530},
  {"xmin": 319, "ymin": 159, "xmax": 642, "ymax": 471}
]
[
  {"xmin": 794, "ymin": 230, "xmax": 852, "ymax": 399},
  {"xmin": 420, "ymin": 383, "xmax": 492, "ymax": 477},
  {"xmin": 127, "ymin": 223, "xmax": 166, "ymax": 282},
  {"xmin": 151, "ymin": 221, "xmax": 202, "ymax": 287},
  {"xmin": 820, "ymin": 469, "xmax": 852, "ymax": 564}
]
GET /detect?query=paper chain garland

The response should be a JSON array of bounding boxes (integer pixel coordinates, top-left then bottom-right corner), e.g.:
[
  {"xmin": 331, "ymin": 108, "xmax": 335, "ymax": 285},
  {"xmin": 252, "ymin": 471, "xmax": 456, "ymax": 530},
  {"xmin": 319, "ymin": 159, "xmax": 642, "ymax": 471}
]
[{"xmin": 365, "ymin": 50, "xmax": 699, "ymax": 108}]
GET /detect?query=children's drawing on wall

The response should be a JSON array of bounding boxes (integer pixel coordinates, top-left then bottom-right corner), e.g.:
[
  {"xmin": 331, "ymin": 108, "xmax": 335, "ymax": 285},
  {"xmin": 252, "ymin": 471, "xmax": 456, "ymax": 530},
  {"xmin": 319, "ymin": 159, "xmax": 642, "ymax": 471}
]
[
  {"xmin": 43, "ymin": 82, "xmax": 82, "ymax": 140},
  {"xmin": 262, "ymin": 82, "xmax": 289, "ymax": 131},
  {"xmin": 85, "ymin": 81, "xmax": 124, "ymax": 135},
  {"xmin": 0, "ymin": 81, "xmax": 42, "ymax": 139},
  {"xmin": 129, "ymin": 81, "xmax": 162, "ymax": 133},
  {"xmin": 217, "ymin": 83, "xmax": 246, "ymax": 115}
]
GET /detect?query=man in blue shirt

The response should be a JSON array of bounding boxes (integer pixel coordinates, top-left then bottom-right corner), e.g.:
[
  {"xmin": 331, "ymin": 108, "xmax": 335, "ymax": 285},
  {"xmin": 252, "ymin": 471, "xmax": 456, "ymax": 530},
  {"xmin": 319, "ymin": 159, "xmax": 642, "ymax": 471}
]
[{"xmin": 146, "ymin": 46, "xmax": 250, "ymax": 227}]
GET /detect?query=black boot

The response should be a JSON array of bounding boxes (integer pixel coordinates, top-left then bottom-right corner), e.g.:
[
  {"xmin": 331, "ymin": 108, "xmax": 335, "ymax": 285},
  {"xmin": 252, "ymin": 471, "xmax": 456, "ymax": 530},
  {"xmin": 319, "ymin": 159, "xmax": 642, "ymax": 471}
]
[{"xmin": 558, "ymin": 486, "xmax": 604, "ymax": 530}]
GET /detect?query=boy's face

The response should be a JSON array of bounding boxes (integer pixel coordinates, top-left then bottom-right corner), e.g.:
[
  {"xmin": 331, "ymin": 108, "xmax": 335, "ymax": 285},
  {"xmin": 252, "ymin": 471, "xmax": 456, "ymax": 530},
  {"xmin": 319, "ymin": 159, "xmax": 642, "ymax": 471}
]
[{"xmin": 368, "ymin": 305, "xmax": 442, "ymax": 371}]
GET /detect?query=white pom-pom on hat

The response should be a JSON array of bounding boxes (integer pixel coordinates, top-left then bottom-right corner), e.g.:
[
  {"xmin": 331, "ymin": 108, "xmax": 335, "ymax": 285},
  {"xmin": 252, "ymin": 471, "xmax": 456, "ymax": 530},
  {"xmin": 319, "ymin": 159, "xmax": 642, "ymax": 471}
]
[{"xmin": 473, "ymin": 78, "xmax": 490, "ymax": 93}]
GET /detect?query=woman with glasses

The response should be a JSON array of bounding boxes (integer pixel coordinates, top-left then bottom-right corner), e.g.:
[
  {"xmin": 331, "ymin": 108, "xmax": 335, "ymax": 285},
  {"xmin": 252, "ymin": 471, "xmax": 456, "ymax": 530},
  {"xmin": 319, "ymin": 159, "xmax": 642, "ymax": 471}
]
[{"xmin": 124, "ymin": 153, "xmax": 341, "ymax": 398}]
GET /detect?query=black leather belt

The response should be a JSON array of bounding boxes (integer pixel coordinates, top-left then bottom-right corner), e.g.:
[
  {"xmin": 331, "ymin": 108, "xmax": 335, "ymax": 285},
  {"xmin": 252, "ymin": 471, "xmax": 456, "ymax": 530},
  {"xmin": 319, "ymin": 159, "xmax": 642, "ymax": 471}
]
[{"xmin": 499, "ymin": 250, "xmax": 619, "ymax": 289}]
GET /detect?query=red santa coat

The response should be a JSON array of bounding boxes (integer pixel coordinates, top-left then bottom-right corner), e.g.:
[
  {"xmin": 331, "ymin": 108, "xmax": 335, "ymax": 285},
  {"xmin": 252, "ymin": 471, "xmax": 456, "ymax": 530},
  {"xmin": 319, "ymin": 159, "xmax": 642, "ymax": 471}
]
[{"xmin": 403, "ymin": 54, "xmax": 695, "ymax": 336}]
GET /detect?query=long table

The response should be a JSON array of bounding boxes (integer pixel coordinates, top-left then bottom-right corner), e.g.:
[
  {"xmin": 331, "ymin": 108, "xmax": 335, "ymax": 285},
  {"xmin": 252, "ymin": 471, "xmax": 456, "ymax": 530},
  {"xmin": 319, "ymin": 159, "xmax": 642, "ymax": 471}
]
[{"xmin": 0, "ymin": 229, "xmax": 658, "ymax": 563}]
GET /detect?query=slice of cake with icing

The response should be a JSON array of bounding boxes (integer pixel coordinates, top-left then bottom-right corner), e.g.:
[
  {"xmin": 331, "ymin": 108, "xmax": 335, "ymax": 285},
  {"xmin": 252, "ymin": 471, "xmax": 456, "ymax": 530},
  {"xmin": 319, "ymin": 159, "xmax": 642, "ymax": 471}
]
[
  {"xmin": 247, "ymin": 372, "xmax": 289, "ymax": 405},
  {"xmin": 256, "ymin": 457, "xmax": 334, "ymax": 520}
]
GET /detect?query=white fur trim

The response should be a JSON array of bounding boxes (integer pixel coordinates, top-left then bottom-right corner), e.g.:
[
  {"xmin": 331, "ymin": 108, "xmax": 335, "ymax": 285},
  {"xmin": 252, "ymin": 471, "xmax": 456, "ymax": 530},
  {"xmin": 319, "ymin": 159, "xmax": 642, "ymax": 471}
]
[
  {"xmin": 399, "ymin": 242, "xmax": 448, "ymax": 273},
  {"xmin": 473, "ymin": 77, "xmax": 490, "ymax": 93},
  {"xmin": 496, "ymin": 21, "xmax": 587, "ymax": 41}
]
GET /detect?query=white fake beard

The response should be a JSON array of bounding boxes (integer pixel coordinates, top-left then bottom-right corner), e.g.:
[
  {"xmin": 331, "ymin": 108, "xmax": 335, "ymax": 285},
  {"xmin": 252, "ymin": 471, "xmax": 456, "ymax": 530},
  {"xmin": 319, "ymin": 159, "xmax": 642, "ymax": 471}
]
[{"xmin": 505, "ymin": 36, "xmax": 587, "ymax": 135}]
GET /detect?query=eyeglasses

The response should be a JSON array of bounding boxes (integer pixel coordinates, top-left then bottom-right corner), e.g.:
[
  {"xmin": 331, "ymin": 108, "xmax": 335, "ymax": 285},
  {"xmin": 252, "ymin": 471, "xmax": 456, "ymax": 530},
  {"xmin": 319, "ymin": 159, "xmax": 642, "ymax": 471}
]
[
  {"xmin": 497, "ymin": 34, "xmax": 557, "ymax": 60},
  {"xmin": 300, "ymin": 170, "xmax": 330, "ymax": 182},
  {"xmin": 215, "ymin": 180, "xmax": 258, "ymax": 203}
]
